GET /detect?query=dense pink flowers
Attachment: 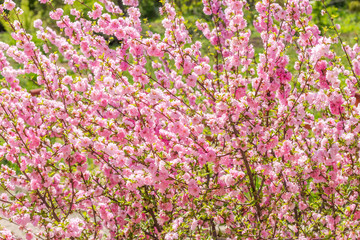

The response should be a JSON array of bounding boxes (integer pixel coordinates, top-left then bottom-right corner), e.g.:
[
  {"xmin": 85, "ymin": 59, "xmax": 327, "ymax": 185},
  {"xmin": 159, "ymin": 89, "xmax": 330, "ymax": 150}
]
[
  {"xmin": 0, "ymin": 0, "xmax": 360, "ymax": 239},
  {"xmin": 3, "ymin": 0, "xmax": 15, "ymax": 11}
]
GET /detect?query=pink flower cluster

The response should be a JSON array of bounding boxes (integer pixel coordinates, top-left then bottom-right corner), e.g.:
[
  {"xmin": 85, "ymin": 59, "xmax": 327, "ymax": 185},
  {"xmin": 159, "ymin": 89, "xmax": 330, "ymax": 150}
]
[{"xmin": 0, "ymin": 0, "xmax": 360, "ymax": 239}]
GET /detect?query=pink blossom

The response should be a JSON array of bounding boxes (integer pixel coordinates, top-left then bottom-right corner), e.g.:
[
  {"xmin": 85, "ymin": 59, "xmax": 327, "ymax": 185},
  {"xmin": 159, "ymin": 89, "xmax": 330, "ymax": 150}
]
[
  {"xmin": 33, "ymin": 19, "xmax": 42, "ymax": 29},
  {"xmin": 123, "ymin": 0, "xmax": 138, "ymax": 7},
  {"xmin": 165, "ymin": 232, "xmax": 179, "ymax": 240},
  {"xmin": 3, "ymin": 0, "xmax": 15, "ymax": 10},
  {"xmin": 65, "ymin": 218, "xmax": 84, "ymax": 238},
  {"xmin": 49, "ymin": 8, "xmax": 64, "ymax": 20}
]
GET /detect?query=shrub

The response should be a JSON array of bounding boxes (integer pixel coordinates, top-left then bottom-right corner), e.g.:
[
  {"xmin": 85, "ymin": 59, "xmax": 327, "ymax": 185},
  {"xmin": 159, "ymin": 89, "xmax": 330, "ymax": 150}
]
[{"xmin": 0, "ymin": 0, "xmax": 360, "ymax": 239}]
